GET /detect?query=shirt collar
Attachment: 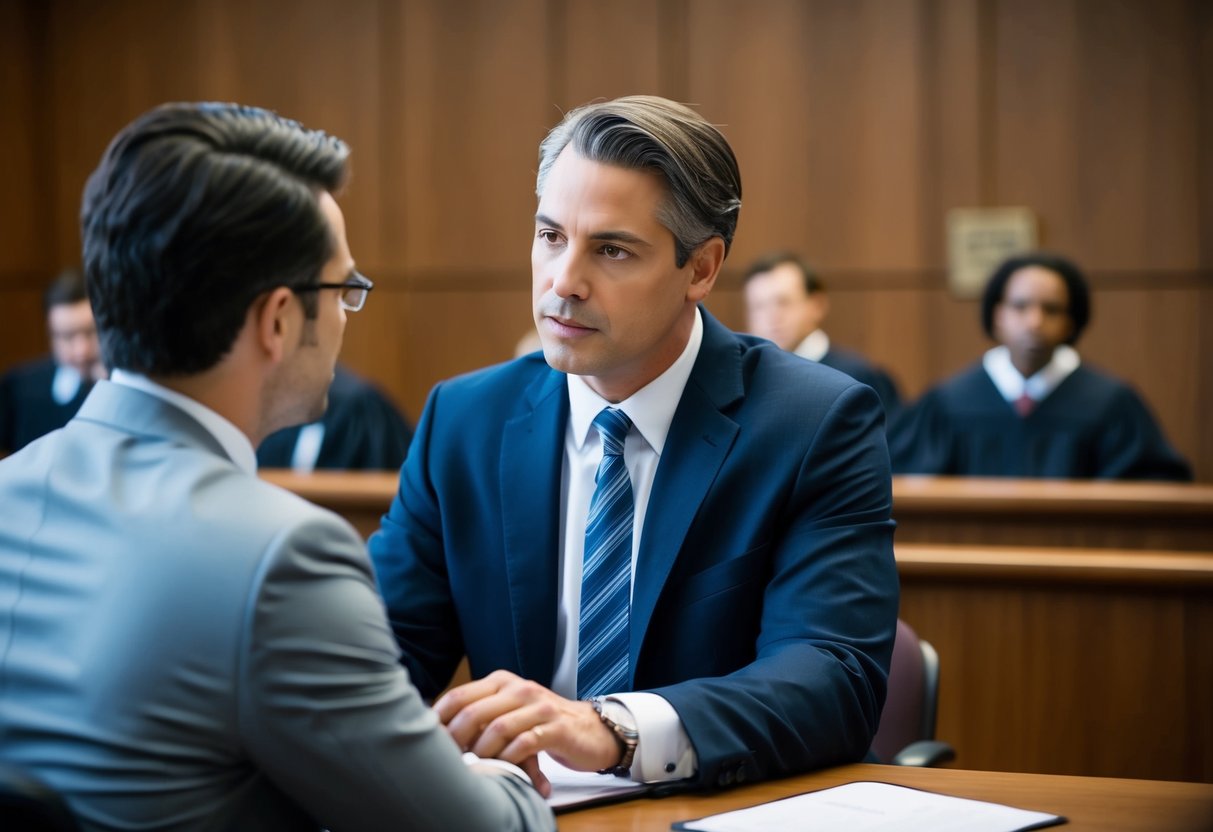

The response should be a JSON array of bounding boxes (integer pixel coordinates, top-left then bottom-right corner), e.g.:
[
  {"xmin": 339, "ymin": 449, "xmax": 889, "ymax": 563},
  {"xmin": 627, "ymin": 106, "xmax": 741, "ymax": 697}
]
[
  {"xmin": 51, "ymin": 364, "xmax": 84, "ymax": 405},
  {"xmin": 108, "ymin": 369, "xmax": 259, "ymax": 475},
  {"xmin": 982, "ymin": 344, "xmax": 1081, "ymax": 402},
  {"xmin": 792, "ymin": 329, "xmax": 830, "ymax": 363},
  {"xmin": 567, "ymin": 306, "xmax": 704, "ymax": 457}
]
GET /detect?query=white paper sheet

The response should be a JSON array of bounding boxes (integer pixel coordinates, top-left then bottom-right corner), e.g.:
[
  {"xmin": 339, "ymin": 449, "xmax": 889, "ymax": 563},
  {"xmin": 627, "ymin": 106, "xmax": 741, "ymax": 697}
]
[
  {"xmin": 674, "ymin": 781, "xmax": 1064, "ymax": 832},
  {"xmin": 539, "ymin": 752, "xmax": 652, "ymax": 810}
]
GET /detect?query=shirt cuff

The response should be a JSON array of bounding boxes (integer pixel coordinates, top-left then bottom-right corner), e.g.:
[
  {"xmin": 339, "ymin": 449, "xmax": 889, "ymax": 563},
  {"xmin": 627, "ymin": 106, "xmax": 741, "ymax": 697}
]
[{"xmin": 606, "ymin": 692, "xmax": 697, "ymax": 783}]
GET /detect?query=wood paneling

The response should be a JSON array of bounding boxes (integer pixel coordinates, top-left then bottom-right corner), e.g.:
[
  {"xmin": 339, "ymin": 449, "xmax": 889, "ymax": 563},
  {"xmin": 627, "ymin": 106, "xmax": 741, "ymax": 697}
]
[
  {"xmin": 560, "ymin": 0, "xmax": 663, "ymax": 106},
  {"xmin": 0, "ymin": 0, "xmax": 1209, "ymax": 477},
  {"xmin": 992, "ymin": 0, "xmax": 1202, "ymax": 269},
  {"xmin": 389, "ymin": 0, "xmax": 552, "ymax": 274},
  {"xmin": 0, "ymin": 1, "xmax": 52, "ymax": 283},
  {"xmin": 898, "ymin": 544, "xmax": 1213, "ymax": 782}
]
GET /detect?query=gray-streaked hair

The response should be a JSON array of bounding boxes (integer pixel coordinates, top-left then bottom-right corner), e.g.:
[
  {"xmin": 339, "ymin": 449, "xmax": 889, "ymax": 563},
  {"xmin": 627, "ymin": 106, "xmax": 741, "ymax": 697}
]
[{"xmin": 536, "ymin": 95, "xmax": 742, "ymax": 268}]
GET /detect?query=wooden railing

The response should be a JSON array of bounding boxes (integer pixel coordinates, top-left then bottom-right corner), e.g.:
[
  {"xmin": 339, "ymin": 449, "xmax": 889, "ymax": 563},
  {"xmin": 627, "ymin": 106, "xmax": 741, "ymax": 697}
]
[{"xmin": 260, "ymin": 470, "xmax": 1213, "ymax": 551}]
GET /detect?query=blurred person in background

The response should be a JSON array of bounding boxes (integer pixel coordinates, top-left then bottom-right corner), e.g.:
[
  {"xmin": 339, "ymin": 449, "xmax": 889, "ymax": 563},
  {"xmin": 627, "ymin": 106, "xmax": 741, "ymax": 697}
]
[
  {"xmin": 743, "ymin": 251, "xmax": 901, "ymax": 420},
  {"xmin": 0, "ymin": 269, "xmax": 106, "ymax": 455},
  {"xmin": 890, "ymin": 251, "xmax": 1191, "ymax": 480}
]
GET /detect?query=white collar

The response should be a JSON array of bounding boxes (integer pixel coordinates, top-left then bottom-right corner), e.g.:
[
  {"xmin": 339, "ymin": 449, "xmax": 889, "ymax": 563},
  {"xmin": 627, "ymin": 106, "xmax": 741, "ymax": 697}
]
[
  {"xmin": 108, "ymin": 369, "xmax": 258, "ymax": 475},
  {"xmin": 51, "ymin": 364, "xmax": 84, "ymax": 405},
  {"xmin": 567, "ymin": 306, "xmax": 704, "ymax": 457},
  {"xmin": 982, "ymin": 344, "xmax": 1081, "ymax": 402},
  {"xmin": 792, "ymin": 329, "xmax": 830, "ymax": 363}
]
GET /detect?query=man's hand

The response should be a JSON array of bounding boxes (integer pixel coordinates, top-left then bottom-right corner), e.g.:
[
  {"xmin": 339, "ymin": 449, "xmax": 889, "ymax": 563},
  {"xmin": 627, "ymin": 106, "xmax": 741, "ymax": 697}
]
[{"xmin": 434, "ymin": 669, "xmax": 623, "ymax": 796}]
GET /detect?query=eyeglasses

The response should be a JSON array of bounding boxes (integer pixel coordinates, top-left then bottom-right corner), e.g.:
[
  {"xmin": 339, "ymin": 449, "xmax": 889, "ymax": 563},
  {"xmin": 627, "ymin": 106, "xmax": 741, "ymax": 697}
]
[{"xmin": 292, "ymin": 271, "xmax": 374, "ymax": 312}]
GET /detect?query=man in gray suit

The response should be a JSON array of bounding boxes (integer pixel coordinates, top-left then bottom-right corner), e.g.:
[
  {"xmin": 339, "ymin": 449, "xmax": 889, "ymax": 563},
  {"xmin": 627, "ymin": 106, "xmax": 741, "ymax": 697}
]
[{"xmin": 0, "ymin": 103, "xmax": 553, "ymax": 832}]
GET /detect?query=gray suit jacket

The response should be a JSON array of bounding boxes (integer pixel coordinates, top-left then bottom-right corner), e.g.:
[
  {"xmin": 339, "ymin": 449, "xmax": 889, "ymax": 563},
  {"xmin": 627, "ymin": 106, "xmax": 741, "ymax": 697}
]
[{"xmin": 0, "ymin": 381, "xmax": 553, "ymax": 832}]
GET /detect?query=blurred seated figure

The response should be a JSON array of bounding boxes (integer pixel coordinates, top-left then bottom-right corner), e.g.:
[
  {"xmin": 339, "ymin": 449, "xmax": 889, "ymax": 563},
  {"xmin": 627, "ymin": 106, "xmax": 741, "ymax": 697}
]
[
  {"xmin": 743, "ymin": 251, "xmax": 902, "ymax": 419},
  {"xmin": 257, "ymin": 364, "xmax": 413, "ymax": 471},
  {"xmin": 0, "ymin": 270, "xmax": 107, "ymax": 454},
  {"xmin": 890, "ymin": 252, "xmax": 1191, "ymax": 480}
]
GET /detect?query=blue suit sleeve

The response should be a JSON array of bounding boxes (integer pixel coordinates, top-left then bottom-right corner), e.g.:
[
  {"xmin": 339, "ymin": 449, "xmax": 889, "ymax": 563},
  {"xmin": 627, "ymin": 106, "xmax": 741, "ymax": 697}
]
[{"xmin": 655, "ymin": 382, "xmax": 898, "ymax": 788}]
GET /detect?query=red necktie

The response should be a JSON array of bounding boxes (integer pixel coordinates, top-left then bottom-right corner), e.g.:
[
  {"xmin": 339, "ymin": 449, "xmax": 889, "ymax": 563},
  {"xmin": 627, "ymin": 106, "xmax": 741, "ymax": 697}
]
[{"xmin": 1015, "ymin": 393, "xmax": 1035, "ymax": 418}]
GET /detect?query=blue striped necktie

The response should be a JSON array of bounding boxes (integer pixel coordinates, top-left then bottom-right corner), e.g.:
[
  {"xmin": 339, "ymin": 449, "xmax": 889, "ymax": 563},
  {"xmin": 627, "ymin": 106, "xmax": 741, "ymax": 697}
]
[{"xmin": 577, "ymin": 407, "xmax": 634, "ymax": 699}]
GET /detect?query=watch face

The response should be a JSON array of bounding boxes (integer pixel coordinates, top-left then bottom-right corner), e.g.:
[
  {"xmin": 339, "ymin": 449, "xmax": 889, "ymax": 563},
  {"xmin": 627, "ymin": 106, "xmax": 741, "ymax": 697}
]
[{"xmin": 599, "ymin": 698, "xmax": 639, "ymax": 734}]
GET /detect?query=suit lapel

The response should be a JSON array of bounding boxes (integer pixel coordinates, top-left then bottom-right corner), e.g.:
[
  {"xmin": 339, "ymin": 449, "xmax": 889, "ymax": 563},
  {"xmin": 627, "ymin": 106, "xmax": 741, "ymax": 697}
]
[
  {"xmin": 499, "ymin": 367, "xmax": 568, "ymax": 684},
  {"xmin": 629, "ymin": 311, "xmax": 743, "ymax": 678}
]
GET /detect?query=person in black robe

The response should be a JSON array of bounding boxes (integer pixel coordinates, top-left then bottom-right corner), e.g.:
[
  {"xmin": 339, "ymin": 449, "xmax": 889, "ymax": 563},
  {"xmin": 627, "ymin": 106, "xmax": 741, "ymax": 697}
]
[
  {"xmin": 743, "ymin": 251, "xmax": 902, "ymax": 419},
  {"xmin": 0, "ymin": 270, "xmax": 107, "ymax": 455},
  {"xmin": 889, "ymin": 252, "xmax": 1191, "ymax": 481},
  {"xmin": 256, "ymin": 364, "xmax": 413, "ymax": 471}
]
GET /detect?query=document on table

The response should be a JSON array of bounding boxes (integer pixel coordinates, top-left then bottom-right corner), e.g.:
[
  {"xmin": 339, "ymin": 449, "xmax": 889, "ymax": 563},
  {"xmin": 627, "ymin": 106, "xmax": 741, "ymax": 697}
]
[
  {"xmin": 672, "ymin": 781, "xmax": 1065, "ymax": 831},
  {"xmin": 540, "ymin": 752, "xmax": 653, "ymax": 812}
]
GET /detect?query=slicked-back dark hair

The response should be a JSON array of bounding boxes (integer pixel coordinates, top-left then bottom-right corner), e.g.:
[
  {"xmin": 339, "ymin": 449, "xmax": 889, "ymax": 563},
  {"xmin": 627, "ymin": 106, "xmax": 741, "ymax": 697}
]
[
  {"xmin": 81, "ymin": 102, "xmax": 349, "ymax": 375},
  {"xmin": 536, "ymin": 95, "xmax": 742, "ymax": 268},
  {"xmin": 980, "ymin": 251, "xmax": 1091, "ymax": 345},
  {"xmin": 43, "ymin": 268, "xmax": 89, "ymax": 314},
  {"xmin": 742, "ymin": 251, "xmax": 824, "ymax": 294}
]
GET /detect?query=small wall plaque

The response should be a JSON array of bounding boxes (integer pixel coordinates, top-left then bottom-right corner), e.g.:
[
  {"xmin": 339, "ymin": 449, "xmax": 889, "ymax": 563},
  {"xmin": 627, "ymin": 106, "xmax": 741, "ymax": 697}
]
[{"xmin": 946, "ymin": 207, "xmax": 1038, "ymax": 298}]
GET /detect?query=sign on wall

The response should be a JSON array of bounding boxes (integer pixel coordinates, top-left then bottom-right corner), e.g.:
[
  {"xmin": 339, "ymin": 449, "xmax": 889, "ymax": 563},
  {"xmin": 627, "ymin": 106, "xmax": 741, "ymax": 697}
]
[{"xmin": 946, "ymin": 207, "xmax": 1038, "ymax": 298}]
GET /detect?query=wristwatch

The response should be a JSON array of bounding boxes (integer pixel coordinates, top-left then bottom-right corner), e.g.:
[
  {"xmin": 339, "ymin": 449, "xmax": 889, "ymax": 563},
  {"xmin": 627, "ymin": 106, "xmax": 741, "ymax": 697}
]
[{"xmin": 588, "ymin": 695, "xmax": 639, "ymax": 776}]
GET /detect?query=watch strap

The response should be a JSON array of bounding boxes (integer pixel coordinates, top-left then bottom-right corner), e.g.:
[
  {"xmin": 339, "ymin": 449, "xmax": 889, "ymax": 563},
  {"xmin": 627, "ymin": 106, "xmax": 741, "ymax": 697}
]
[{"xmin": 589, "ymin": 696, "xmax": 639, "ymax": 776}]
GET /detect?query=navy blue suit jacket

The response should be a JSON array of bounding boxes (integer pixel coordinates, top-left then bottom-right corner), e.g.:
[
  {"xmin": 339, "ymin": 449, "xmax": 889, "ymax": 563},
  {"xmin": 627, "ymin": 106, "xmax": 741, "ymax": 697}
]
[{"xmin": 369, "ymin": 310, "xmax": 899, "ymax": 789}]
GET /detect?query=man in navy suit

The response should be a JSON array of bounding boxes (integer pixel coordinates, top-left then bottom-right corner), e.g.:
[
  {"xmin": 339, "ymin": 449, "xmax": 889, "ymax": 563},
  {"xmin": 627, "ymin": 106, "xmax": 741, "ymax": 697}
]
[{"xmin": 369, "ymin": 95, "xmax": 898, "ymax": 794}]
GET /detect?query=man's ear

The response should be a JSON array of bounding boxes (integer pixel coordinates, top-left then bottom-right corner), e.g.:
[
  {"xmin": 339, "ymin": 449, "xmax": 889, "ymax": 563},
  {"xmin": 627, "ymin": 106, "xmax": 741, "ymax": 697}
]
[
  {"xmin": 255, "ymin": 287, "xmax": 297, "ymax": 364},
  {"xmin": 686, "ymin": 237, "xmax": 726, "ymax": 303}
]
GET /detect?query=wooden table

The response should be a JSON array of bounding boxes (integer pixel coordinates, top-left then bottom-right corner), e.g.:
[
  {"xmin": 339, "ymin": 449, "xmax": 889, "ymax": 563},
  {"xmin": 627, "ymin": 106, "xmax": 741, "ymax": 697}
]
[{"xmin": 556, "ymin": 764, "xmax": 1213, "ymax": 831}]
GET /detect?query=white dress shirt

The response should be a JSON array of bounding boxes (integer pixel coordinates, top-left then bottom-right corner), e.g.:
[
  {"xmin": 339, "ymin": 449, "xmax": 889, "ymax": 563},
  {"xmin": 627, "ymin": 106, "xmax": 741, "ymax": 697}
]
[
  {"xmin": 982, "ymin": 344, "xmax": 1081, "ymax": 406},
  {"xmin": 550, "ymin": 308, "xmax": 703, "ymax": 783},
  {"xmin": 792, "ymin": 328, "xmax": 830, "ymax": 362},
  {"xmin": 51, "ymin": 365, "xmax": 84, "ymax": 405}
]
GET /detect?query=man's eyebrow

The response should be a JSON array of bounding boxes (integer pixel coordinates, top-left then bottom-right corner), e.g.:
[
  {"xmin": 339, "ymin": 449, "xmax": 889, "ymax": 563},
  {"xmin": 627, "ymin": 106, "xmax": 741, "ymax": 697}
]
[
  {"xmin": 591, "ymin": 229, "xmax": 651, "ymax": 248},
  {"xmin": 535, "ymin": 214, "xmax": 651, "ymax": 248}
]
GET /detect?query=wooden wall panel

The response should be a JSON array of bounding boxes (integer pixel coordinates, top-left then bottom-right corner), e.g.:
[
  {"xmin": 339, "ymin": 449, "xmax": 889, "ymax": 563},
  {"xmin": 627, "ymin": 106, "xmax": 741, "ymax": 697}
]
[
  {"xmin": 901, "ymin": 575, "xmax": 1213, "ymax": 782},
  {"xmin": 400, "ymin": 289, "xmax": 533, "ymax": 411},
  {"xmin": 684, "ymin": 0, "xmax": 931, "ymax": 271},
  {"xmin": 681, "ymin": 0, "xmax": 815, "ymax": 268},
  {"xmin": 0, "ymin": 1, "xmax": 52, "ymax": 284},
  {"xmin": 0, "ymin": 2, "xmax": 53, "ymax": 361},
  {"xmin": 389, "ymin": 0, "xmax": 552, "ymax": 275},
  {"xmin": 0, "ymin": 0, "xmax": 1208, "ymax": 477},
  {"xmin": 993, "ymin": 0, "xmax": 1202, "ymax": 269},
  {"xmin": 559, "ymin": 0, "xmax": 663, "ymax": 107},
  {"xmin": 921, "ymin": 0, "xmax": 987, "ymax": 265}
]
